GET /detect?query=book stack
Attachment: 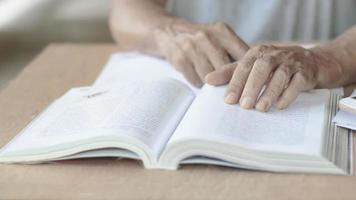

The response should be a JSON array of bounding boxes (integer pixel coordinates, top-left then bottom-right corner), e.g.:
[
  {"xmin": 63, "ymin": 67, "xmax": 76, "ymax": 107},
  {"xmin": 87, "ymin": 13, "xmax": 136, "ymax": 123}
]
[{"xmin": 333, "ymin": 90, "xmax": 356, "ymax": 131}]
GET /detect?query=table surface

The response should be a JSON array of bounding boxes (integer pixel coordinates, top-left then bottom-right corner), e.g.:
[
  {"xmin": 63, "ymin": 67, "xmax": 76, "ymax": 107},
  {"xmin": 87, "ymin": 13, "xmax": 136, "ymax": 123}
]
[{"xmin": 0, "ymin": 43, "xmax": 356, "ymax": 200}]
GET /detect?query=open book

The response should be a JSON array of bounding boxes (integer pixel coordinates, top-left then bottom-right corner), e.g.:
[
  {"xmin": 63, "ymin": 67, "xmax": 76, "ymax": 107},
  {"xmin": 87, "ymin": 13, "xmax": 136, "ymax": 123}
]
[{"xmin": 0, "ymin": 53, "xmax": 352, "ymax": 175}]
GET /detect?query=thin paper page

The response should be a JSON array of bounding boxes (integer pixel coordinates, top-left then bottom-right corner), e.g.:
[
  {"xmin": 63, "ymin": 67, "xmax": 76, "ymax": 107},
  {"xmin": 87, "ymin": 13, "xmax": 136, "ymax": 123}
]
[
  {"xmin": 169, "ymin": 85, "xmax": 329, "ymax": 154},
  {"xmin": 94, "ymin": 52, "xmax": 199, "ymax": 93},
  {"xmin": 0, "ymin": 78, "xmax": 195, "ymax": 157},
  {"xmin": 333, "ymin": 111, "xmax": 356, "ymax": 131},
  {"xmin": 332, "ymin": 89, "xmax": 356, "ymax": 130},
  {"xmin": 0, "ymin": 87, "xmax": 96, "ymax": 154},
  {"xmin": 101, "ymin": 78, "xmax": 195, "ymax": 154}
]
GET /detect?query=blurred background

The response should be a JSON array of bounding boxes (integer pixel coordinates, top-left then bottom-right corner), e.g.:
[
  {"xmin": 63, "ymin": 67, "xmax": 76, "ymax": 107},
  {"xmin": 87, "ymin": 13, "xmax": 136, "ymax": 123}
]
[{"xmin": 0, "ymin": 0, "xmax": 113, "ymax": 89}]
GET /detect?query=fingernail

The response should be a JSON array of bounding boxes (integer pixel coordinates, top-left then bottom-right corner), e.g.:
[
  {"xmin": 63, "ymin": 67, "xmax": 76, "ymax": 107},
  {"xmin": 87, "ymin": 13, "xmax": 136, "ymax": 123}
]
[
  {"xmin": 276, "ymin": 101, "xmax": 287, "ymax": 110},
  {"xmin": 240, "ymin": 97, "xmax": 254, "ymax": 109},
  {"xmin": 204, "ymin": 74, "xmax": 212, "ymax": 84},
  {"xmin": 256, "ymin": 99, "xmax": 270, "ymax": 112},
  {"xmin": 225, "ymin": 93, "xmax": 238, "ymax": 104}
]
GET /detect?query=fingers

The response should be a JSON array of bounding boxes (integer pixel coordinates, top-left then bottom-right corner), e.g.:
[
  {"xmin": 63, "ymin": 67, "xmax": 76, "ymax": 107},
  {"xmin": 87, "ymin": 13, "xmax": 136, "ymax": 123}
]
[
  {"xmin": 178, "ymin": 36, "xmax": 214, "ymax": 84},
  {"xmin": 224, "ymin": 51, "xmax": 258, "ymax": 104},
  {"xmin": 192, "ymin": 53, "xmax": 214, "ymax": 81},
  {"xmin": 156, "ymin": 21, "xmax": 249, "ymax": 88},
  {"xmin": 157, "ymin": 29, "xmax": 206, "ymax": 87},
  {"xmin": 205, "ymin": 62, "xmax": 237, "ymax": 86},
  {"xmin": 156, "ymin": 28, "xmax": 203, "ymax": 86},
  {"xmin": 169, "ymin": 45, "xmax": 202, "ymax": 87},
  {"xmin": 219, "ymin": 44, "xmax": 318, "ymax": 111},
  {"xmin": 194, "ymin": 32, "xmax": 230, "ymax": 69},
  {"xmin": 239, "ymin": 55, "xmax": 281, "ymax": 109},
  {"xmin": 276, "ymin": 72, "xmax": 313, "ymax": 109},
  {"xmin": 255, "ymin": 64, "xmax": 295, "ymax": 112},
  {"xmin": 156, "ymin": 21, "xmax": 250, "ymax": 88},
  {"xmin": 211, "ymin": 22, "xmax": 249, "ymax": 60}
]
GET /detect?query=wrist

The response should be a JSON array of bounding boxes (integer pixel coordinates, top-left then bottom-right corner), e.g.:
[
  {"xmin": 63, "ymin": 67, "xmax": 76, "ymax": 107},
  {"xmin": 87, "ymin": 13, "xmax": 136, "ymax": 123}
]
[{"xmin": 310, "ymin": 46, "xmax": 344, "ymax": 88}]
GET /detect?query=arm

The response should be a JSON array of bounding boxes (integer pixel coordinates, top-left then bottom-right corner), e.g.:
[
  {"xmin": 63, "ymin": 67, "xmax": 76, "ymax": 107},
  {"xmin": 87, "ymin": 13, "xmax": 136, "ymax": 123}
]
[
  {"xmin": 206, "ymin": 26, "xmax": 356, "ymax": 112},
  {"xmin": 109, "ymin": 0, "xmax": 172, "ymax": 53},
  {"xmin": 110, "ymin": 0, "xmax": 249, "ymax": 86},
  {"xmin": 312, "ymin": 26, "xmax": 356, "ymax": 88}
]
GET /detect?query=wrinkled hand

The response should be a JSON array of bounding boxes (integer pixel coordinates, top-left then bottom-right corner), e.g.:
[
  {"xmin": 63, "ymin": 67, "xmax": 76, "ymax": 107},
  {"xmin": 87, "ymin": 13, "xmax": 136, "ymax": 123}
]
[
  {"xmin": 154, "ymin": 20, "xmax": 249, "ymax": 87},
  {"xmin": 206, "ymin": 45, "xmax": 339, "ymax": 112}
]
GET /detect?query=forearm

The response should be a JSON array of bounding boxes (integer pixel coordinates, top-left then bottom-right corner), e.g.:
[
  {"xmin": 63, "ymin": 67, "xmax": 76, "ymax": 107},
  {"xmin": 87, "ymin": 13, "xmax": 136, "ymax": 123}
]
[
  {"xmin": 312, "ymin": 26, "xmax": 356, "ymax": 88},
  {"xmin": 110, "ymin": 0, "xmax": 174, "ymax": 53}
]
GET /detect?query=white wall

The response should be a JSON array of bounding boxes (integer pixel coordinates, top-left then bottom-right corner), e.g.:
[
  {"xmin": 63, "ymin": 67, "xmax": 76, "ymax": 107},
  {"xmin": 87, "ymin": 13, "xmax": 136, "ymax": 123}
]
[{"xmin": 0, "ymin": 0, "xmax": 112, "ymax": 88}]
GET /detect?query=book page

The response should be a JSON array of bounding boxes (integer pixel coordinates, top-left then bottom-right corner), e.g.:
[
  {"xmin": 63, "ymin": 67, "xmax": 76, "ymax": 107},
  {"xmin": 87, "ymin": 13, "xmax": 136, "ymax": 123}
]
[
  {"xmin": 0, "ymin": 78, "xmax": 195, "ymax": 159},
  {"xmin": 168, "ymin": 85, "xmax": 329, "ymax": 154},
  {"xmin": 94, "ymin": 52, "xmax": 199, "ymax": 93}
]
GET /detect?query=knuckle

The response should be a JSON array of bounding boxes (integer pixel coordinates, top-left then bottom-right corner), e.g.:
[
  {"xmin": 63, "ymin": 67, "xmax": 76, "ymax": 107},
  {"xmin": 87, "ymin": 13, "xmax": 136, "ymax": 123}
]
[
  {"xmin": 238, "ymin": 61, "xmax": 252, "ymax": 72},
  {"xmin": 195, "ymin": 30, "xmax": 209, "ymax": 41},
  {"xmin": 253, "ymin": 65, "xmax": 267, "ymax": 78},
  {"xmin": 268, "ymin": 90, "xmax": 279, "ymax": 99},
  {"xmin": 244, "ymin": 49, "xmax": 256, "ymax": 58},
  {"xmin": 254, "ymin": 59, "xmax": 273, "ymax": 74},
  {"xmin": 304, "ymin": 49, "xmax": 313, "ymax": 57},
  {"xmin": 253, "ymin": 44, "xmax": 269, "ymax": 53},
  {"xmin": 277, "ymin": 66, "xmax": 292, "ymax": 78},
  {"xmin": 181, "ymin": 41, "xmax": 194, "ymax": 52},
  {"xmin": 285, "ymin": 51, "xmax": 295, "ymax": 59},
  {"xmin": 294, "ymin": 72, "xmax": 309, "ymax": 85},
  {"xmin": 275, "ymin": 50, "xmax": 288, "ymax": 57},
  {"xmin": 268, "ymin": 85, "xmax": 283, "ymax": 98},
  {"xmin": 260, "ymin": 54, "xmax": 276, "ymax": 65}
]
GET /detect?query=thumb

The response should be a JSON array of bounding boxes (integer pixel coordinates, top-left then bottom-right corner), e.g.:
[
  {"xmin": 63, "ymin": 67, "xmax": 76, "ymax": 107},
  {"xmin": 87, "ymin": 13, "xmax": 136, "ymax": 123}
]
[{"xmin": 205, "ymin": 62, "xmax": 237, "ymax": 86}]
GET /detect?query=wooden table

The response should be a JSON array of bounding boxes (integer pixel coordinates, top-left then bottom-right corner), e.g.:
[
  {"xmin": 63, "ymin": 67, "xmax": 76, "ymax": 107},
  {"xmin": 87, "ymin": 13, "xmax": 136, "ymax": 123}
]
[{"xmin": 0, "ymin": 43, "xmax": 355, "ymax": 200}]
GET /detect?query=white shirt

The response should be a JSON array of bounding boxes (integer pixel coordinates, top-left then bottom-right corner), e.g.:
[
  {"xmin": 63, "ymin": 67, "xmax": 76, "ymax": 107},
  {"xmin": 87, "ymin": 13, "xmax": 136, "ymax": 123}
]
[{"xmin": 167, "ymin": 0, "xmax": 356, "ymax": 43}]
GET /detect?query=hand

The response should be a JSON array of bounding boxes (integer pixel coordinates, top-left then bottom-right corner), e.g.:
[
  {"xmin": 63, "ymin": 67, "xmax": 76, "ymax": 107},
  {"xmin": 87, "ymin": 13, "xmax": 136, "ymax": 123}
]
[
  {"xmin": 206, "ymin": 45, "xmax": 341, "ymax": 112},
  {"xmin": 154, "ymin": 19, "xmax": 249, "ymax": 87}
]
